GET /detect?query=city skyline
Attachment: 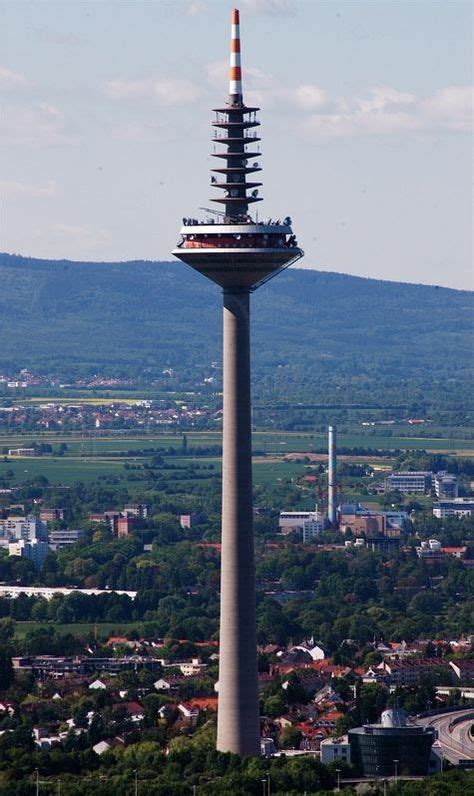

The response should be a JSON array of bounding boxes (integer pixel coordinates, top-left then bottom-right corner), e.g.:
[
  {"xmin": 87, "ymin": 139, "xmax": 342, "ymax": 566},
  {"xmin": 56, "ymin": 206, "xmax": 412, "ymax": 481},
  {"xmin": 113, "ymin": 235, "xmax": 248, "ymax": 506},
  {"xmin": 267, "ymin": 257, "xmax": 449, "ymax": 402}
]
[{"xmin": 1, "ymin": 0, "xmax": 472, "ymax": 290}]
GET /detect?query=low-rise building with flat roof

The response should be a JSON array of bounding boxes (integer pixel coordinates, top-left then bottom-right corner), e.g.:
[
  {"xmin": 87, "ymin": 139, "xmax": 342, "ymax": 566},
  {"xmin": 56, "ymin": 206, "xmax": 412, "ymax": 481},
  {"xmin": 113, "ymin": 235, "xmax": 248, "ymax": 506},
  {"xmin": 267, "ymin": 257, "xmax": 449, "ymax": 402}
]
[
  {"xmin": 433, "ymin": 499, "xmax": 474, "ymax": 519},
  {"xmin": 320, "ymin": 735, "xmax": 351, "ymax": 766},
  {"xmin": 8, "ymin": 448, "xmax": 36, "ymax": 456},
  {"xmin": 48, "ymin": 528, "xmax": 85, "ymax": 550}
]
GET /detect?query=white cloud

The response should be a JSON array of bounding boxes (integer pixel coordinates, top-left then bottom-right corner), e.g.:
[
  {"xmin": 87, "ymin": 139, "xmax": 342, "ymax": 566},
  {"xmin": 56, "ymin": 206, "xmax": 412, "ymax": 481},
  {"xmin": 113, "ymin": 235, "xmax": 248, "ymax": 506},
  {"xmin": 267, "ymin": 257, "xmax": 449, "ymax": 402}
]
[
  {"xmin": 241, "ymin": 0, "xmax": 297, "ymax": 15},
  {"xmin": 186, "ymin": 0, "xmax": 208, "ymax": 15},
  {"xmin": 112, "ymin": 122, "xmax": 165, "ymax": 143},
  {"xmin": 302, "ymin": 84, "xmax": 473, "ymax": 139},
  {"xmin": 422, "ymin": 86, "xmax": 473, "ymax": 132},
  {"xmin": 2, "ymin": 103, "xmax": 78, "ymax": 146},
  {"xmin": 355, "ymin": 86, "xmax": 416, "ymax": 114},
  {"xmin": 33, "ymin": 27, "xmax": 84, "ymax": 46},
  {"xmin": 53, "ymin": 224, "xmax": 111, "ymax": 245},
  {"xmin": 0, "ymin": 66, "xmax": 31, "ymax": 90},
  {"xmin": 31, "ymin": 224, "xmax": 113, "ymax": 259},
  {"xmin": 37, "ymin": 102, "xmax": 63, "ymax": 118},
  {"xmin": 103, "ymin": 76, "xmax": 202, "ymax": 105},
  {"xmin": 292, "ymin": 84, "xmax": 328, "ymax": 110},
  {"xmin": 0, "ymin": 179, "xmax": 59, "ymax": 200}
]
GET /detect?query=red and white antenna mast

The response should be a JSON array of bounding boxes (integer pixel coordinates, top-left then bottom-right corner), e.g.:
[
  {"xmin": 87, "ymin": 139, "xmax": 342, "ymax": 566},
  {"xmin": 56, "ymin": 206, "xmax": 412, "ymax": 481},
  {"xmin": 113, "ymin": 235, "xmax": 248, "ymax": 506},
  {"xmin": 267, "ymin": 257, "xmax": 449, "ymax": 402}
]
[{"xmin": 229, "ymin": 8, "xmax": 243, "ymax": 105}]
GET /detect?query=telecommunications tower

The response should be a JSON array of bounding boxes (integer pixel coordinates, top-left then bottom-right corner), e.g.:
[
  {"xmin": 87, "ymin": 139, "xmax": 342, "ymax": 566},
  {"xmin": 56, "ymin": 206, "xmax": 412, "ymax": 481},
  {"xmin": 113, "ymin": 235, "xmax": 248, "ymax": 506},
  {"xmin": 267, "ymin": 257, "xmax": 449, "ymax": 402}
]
[{"xmin": 173, "ymin": 9, "xmax": 303, "ymax": 756}]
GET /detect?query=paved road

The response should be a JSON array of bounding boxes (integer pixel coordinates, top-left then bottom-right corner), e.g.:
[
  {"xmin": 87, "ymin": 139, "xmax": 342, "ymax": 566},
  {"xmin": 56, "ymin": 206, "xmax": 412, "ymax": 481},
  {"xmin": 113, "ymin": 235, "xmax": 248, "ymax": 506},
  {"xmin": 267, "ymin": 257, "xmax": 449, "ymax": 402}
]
[{"xmin": 416, "ymin": 708, "xmax": 474, "ymax": 764}]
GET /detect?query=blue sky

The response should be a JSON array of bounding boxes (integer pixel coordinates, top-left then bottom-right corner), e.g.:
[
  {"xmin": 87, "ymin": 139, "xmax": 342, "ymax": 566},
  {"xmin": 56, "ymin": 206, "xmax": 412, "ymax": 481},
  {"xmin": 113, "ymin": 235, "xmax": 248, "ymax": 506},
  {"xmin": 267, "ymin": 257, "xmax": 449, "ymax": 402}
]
[{"xmin": 1, "ymin": 0, "xmax": 472, "ymax": 289}]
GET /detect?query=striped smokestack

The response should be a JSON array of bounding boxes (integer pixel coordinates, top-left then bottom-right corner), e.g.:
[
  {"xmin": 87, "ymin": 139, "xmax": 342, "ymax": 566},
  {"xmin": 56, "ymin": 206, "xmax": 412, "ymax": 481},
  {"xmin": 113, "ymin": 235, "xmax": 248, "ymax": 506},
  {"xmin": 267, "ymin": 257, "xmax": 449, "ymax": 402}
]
[
  {"xmin": 229, "ymin": 8, "xmax": 243, "ymax": 105},
  {"xmin": 328, "ymin": 425, "xmax": 337, "ymax": 526}
]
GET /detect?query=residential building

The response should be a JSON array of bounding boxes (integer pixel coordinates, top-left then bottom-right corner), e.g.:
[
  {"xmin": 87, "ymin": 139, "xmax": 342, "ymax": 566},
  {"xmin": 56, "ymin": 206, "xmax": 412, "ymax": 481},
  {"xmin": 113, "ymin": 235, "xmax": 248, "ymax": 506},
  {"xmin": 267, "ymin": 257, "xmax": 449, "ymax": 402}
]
[
  {"xmin": 320, "ymin": 735, "xmax": 352, "ymax": 766},
  {"xmin": 89, "ymin": 511, "xmax": 121, "ymax": 531},
  {"xmin": 416, "ymin": 539, "xmax": 442, "ymax": 559},
  {"xmin": 449, "ymin": 659, "xmax": 474, "ymax": 683},
  {"xmin": 179, "ymin": 513, "xmax": 204, "ymax": 529},
  {"xmin": 39, "ymin": 508, "xmax": 65, "ymax": 522},
  {"xmin": 8, "ymin": 539, "xmax": 50, "ymax": 570},
  {"xmin": 441, "ymin": 546, "xmax": 467, "ymax": 559},
  {"xmin": 111, "ymin": 701, "xmax": 144, "ymax": 723},
  {"xmin": 432, "ymin": 499, "xmax": 474, "ymax": 519},
  {"xmin": 117, "ymin": 517, "xmax": 137, "ymax": 538},
  {"xmin": 177, "ymin": 703, "xmax": 199, "ymax": 725},
  {"xmin": 0, "ymin": 515, "xmax": 47, "ymax": 542},
  {"xmin": 48, "ymin": 529, "xmax": 85, "ymax": 550},
  {"xmin": 124, "ymin": 503, "xmax": 151, "ymax": 519},
  {"xmin": 12, "ymin": 655, "xmax": 158, "ymax": 676},
  {"xmin": 433, "ymin": 471, "xmax": 458, "ymax": 499},
  {"xmin": 385, "ymin": 471, "xmax": 432, "ymax": 495},
  {"xmin": 377, "ymin": 658, "xmax": 451, "ymax": 686},
  {"xmin": 178, "ymin": 658, "xmax": 208, "ymax": 677}
]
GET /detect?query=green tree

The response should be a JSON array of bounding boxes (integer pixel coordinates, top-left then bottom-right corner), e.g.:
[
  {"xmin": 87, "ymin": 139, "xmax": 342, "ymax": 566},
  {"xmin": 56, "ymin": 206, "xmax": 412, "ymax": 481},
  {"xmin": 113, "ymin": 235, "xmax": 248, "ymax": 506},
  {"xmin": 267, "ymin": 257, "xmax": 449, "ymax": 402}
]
[
  {"xmin": 280, "ymin": 725, "xmax": 302, "ymax": 749},
  {"xmin": 0, "ymin": 645, "xmax": 14, "ymax": 690}
]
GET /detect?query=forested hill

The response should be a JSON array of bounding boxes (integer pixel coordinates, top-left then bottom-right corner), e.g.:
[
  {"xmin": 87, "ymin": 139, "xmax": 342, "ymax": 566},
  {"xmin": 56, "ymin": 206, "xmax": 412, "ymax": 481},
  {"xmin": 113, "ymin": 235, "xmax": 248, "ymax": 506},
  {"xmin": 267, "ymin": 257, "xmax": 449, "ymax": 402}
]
[{"xmin": 0, "ymin": 252, "xmax": 472, "ymax": 408}]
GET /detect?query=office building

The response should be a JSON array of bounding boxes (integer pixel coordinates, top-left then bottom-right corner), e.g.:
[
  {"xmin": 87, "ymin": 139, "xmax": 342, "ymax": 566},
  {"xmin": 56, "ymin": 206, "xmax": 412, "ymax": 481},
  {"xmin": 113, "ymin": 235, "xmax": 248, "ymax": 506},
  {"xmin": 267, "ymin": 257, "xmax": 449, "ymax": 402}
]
[
  {"xmin": 349, "ymin": 709, "xmax": 436, "ymax": 777},
  {"xmin": 385, "ymin": 471, "xmax": 432, "ymax": 494},
  {"xmin": 433, "ymin": 499, "xmax": 474, "ymax": 519}
]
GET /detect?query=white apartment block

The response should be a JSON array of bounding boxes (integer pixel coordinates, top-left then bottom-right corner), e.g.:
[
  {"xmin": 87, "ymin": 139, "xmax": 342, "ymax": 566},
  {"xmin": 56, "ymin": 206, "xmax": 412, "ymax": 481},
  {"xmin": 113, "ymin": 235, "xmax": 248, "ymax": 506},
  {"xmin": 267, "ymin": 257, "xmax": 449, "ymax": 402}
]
[
  {"xmin": 0, "ymin": 515, "xmax": 46, "ymax": 542},
  {"xmin": 320, "ymin": 736, "xmax": 351, "ymax": 765},
  {"xmin": 433, "ymin": 499, "xmax": 474, "ymax": 519},
  {"xmin": 385, "ymin": 471, "xmax": 432, "ymax": 494}
]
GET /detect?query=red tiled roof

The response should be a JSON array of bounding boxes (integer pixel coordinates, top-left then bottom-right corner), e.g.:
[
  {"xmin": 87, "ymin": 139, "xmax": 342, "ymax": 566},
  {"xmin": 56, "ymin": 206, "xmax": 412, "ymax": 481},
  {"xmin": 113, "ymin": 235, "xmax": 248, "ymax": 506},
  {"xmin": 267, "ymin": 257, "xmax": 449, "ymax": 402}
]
[
  {"xmin": 111, "ymin": 701, "xmax": 144, "ymax": 714},
  {"xmin": 190, "ymin": 697, "xmax": 218, "ymax": 711},
  {"xmin": 319, "ymin": 710, "xmax": 344, "ymax": 721}
]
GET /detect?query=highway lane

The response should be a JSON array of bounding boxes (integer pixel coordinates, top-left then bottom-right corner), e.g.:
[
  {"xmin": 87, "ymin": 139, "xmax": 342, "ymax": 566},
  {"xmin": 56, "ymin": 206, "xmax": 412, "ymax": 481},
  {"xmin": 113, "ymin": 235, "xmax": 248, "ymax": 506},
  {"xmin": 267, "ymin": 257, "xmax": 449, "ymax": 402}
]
[{"xmin": 416, "ymin": 708, "xmax": 474, "ymax": 764}]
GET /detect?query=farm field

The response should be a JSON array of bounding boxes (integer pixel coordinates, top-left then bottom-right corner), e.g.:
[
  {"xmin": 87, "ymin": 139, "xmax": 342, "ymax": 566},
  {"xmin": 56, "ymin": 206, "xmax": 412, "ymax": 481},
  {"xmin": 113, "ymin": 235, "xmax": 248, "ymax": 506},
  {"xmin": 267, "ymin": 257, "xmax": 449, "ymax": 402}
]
[
  {"xmin": 1, "ymin": 429, "xmax": 473, "ymax": 454},
  {"xmin": 1, "ymin": 427, "xmax": 471, "ymax": 493}
]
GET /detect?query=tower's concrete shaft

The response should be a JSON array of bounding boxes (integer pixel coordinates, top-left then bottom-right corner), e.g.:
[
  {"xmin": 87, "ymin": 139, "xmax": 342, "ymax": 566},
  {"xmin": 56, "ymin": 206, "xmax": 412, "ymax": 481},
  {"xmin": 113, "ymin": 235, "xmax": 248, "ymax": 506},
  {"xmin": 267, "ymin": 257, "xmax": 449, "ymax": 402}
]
[
  {"xmin": 217, "ymin": 288, "xmax": 260, "ymax": 755},
  {"xmin": 328, "ymin": 425, "xmax": 337, "ymax": 525}
]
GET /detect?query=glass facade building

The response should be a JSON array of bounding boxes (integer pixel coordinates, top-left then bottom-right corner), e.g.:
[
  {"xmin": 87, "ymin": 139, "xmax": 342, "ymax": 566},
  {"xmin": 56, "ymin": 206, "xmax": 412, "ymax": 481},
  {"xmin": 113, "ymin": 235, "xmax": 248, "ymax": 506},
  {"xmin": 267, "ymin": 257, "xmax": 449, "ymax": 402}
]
[{"xmin": 349, "ymin": 723, "xmax": 436, "ymax": 777}]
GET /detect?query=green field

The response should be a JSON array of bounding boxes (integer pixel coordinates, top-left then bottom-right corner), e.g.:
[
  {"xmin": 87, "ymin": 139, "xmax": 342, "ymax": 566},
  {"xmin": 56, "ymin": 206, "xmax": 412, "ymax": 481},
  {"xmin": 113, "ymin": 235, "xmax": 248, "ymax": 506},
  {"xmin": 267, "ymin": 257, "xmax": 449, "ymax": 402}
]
[
  {"xmin": 0, "ymin": 456, "xmax": 127, "ymax": 484},
  {"xmin": 1, "ymin": 429, "xmax": 473, "ymax": 453},
  {"xmin": 0, "ymin": 428, "xmax": 471, "ymax": 492}
]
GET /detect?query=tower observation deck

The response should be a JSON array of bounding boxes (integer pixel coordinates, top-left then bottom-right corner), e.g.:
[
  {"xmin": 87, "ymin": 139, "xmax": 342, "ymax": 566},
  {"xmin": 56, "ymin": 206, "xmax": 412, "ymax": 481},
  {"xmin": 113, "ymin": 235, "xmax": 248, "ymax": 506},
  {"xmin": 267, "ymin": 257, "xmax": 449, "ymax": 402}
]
[{"xmin": 172, "ymin": 8, "xmax": 303, "ymax": 757}]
